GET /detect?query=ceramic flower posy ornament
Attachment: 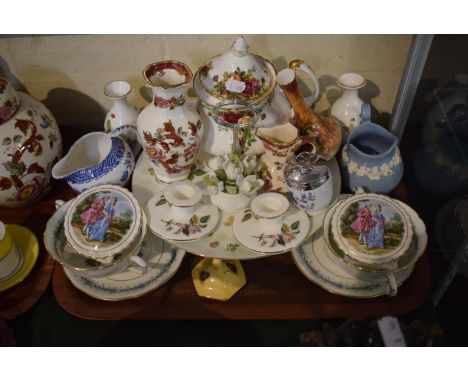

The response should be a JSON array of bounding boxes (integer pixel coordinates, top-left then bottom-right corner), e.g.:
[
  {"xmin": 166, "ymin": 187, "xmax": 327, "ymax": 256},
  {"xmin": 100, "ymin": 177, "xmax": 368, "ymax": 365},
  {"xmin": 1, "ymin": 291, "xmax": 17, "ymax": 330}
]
[{"xmin": 201, "ymin": 153, "xmax": 264, "ymax": 196}]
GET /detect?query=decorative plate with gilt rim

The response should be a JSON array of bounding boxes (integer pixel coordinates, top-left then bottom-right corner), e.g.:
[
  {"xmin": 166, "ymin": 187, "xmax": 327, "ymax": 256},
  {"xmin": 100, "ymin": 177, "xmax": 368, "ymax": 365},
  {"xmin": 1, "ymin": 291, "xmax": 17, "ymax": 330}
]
[
  {"xmin": 64, "ymin": 185, "xmax": 142, "ymax": 261},
  {"xmin": 63, "ymin": 235, "xmax": 185, "ymax": 301},
  {"xmin": 0, "ymin": 225, "xmax": 39, "ymax": 292},
  {"xmin": 330, "ymin": 193, "xmax": 414, "ymax": 264},
  {"xmin": 324, "ymin": 196, "xmax": 426, "ymax": 274}
]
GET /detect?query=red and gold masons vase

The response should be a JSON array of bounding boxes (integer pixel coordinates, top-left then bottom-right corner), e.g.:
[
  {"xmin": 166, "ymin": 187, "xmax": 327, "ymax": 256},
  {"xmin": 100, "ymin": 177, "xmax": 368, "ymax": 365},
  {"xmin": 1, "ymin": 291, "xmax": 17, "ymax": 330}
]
[{"xmin": 137, "ymin": 61, "xmax": 203, "ymax": 183}]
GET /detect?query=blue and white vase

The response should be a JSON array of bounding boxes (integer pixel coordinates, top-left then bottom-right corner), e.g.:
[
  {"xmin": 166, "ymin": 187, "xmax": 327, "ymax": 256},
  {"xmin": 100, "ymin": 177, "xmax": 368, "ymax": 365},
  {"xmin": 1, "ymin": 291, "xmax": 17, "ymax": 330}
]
[
  {"xmin": 340, "ymin": 106, "xmax": 403, "ymax": 194},
  {"xmin": 52, "ymin": 132, "xmax": 135, "ymax": 193}
]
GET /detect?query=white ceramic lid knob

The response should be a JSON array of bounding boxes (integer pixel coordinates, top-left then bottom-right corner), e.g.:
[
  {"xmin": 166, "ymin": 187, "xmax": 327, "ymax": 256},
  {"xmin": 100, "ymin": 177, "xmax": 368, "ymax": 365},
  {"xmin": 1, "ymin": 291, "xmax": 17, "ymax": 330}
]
[{"xmin": 232, "ymin": 36, "xmax": 249, "ymax": 56}]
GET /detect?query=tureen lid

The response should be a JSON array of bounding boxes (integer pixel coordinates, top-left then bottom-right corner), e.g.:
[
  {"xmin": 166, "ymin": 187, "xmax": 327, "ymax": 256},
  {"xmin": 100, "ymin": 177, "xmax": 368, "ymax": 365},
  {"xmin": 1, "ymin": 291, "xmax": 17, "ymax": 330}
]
[
  {"xmin": 195, "ymin": 36, "xmax": 276, "ymax": 105},
  {"xmin": 285, "ymin": 152, "xmax": 330, "ymax": 191},
  {"xmin": 64, "ymin": 185, "xmax": 142, "ymax": 260},
  {"xmin": 330, "ymin": 193, "xmax": 414, "ymax": 264}
]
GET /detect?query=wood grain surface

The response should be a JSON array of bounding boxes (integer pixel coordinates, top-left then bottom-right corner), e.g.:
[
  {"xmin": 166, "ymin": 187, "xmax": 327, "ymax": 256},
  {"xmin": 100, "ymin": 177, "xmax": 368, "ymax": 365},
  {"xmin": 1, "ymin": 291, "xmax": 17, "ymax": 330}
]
[{"xmin": 52, "ymin": 250, "xmax": 431, "ymax": 320}]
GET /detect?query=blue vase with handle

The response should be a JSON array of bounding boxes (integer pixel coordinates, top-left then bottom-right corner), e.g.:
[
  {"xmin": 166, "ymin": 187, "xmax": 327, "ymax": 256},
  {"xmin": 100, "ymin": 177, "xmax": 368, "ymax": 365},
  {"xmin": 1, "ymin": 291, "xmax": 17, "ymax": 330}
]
[{"xmin": 340, "ymin": 104, "xmax": 403, "ymax": 194}]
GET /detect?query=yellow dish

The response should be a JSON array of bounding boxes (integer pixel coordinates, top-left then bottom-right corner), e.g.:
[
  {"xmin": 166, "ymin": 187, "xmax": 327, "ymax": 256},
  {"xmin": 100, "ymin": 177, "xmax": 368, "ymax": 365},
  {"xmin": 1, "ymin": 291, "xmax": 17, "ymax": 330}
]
[{"xmin": 0, "ymin": 225, "xmax": 39, "ymax": 293}]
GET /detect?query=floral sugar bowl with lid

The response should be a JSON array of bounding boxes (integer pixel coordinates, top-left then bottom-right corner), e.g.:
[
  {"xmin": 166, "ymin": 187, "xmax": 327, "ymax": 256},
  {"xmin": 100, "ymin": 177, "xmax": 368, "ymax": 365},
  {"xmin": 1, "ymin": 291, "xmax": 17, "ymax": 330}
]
[
  {"xmin": 137, "ymin": 61, "xmax": 203, "ymax": 183},
  {"xmin": 285, "ymin": 151, "xmax": 333, "ymax": 216},
  {"xmin": 0, "ymin": 76, "xmax": 62, "ymax": 207}
]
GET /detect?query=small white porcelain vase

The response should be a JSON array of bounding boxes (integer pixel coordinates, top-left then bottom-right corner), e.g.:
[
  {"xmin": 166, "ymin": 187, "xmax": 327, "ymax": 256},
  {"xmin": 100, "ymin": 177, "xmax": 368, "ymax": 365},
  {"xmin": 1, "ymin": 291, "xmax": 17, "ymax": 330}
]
[
  {"xmin": 104, "ymin": 80, "xmax": 141, "ymax": 156},
  {"xmin": 330, "ymin": 73, "xmax": 366, "ymax": 143}
]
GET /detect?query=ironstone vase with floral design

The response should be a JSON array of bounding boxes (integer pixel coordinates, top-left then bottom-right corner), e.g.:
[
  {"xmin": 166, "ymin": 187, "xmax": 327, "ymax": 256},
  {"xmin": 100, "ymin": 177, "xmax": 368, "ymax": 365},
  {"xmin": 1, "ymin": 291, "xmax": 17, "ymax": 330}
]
[
  {"xmin": 0, "ymin": 77, "xmax": 62, "ymax": 207},
  {"xmin": 137, "ymin": 61, "xmax": 203, "ymax": 183}
]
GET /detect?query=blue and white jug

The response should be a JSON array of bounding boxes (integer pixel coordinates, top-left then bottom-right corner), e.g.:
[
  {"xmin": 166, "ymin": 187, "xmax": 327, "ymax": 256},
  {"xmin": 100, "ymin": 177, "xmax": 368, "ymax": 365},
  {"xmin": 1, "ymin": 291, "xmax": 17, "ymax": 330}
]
[{"xmin": 340, "ymin": 104, "xmax": 403, "ymax": 194}]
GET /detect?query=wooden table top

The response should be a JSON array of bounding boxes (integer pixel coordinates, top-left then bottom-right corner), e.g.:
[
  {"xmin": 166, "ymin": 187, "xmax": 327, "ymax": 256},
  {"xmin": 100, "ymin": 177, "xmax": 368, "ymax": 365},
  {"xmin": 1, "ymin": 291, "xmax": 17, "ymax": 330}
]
[{"xmin": 52, "ymin": 250, "xmax": 431, "ymax": 320}]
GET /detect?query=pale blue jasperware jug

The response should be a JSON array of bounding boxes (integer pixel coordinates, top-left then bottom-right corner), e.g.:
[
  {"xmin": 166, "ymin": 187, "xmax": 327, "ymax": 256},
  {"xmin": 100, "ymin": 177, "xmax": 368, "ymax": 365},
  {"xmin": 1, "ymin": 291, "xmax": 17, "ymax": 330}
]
[{"xmin": 340, "ymin": 104, "xmax": 404, "ymax": 194}]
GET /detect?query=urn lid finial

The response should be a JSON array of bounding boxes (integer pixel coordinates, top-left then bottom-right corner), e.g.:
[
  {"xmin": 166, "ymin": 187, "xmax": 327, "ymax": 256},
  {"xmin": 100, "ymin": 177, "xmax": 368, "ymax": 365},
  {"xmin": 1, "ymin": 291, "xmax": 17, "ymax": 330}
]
[{"xmin": 232, "ymin": 36, "xmax": 249, "ymax": 57}]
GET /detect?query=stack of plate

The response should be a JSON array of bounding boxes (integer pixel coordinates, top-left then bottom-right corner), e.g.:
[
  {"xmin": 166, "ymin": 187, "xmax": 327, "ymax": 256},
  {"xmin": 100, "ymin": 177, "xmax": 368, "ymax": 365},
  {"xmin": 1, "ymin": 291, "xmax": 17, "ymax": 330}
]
[
  {"xmin": 44, "ymin": 184, "xmax": 185, "ymax": 301},
  {"xmin": 292, "ymin": 193, "xmax": 427, "ymax": 298}
]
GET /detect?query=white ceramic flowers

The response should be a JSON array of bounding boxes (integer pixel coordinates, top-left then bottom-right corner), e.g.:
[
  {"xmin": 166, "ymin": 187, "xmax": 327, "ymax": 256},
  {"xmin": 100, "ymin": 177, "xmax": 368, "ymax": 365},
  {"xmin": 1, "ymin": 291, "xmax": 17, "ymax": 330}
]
[{"xmin": 201, "ymin": 153, "xmax": 264, "ymax": 212}]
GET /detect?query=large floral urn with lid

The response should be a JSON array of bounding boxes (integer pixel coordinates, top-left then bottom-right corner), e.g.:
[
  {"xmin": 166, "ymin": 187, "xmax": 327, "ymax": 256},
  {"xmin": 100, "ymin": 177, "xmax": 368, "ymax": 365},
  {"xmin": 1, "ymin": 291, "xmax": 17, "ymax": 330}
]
[
  {"xmin": 0, "ymin": 77, "xmax": 62, "ymax": 207},
  {"xmin": 195, "ymin": 37, "xmax": 308, "ymax": 156},
  {"xmin": 137, "ymin": 61, "xmax": 203, "ymax": 183}
]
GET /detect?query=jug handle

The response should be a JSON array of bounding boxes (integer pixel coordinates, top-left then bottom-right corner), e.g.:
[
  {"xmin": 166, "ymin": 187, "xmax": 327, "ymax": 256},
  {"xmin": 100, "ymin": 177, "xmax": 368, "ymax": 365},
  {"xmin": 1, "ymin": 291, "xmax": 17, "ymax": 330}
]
[
  {"xmin": 361, "ymin": 103, "xmax": 371, "ymax": 123},
  {"xmin": 289, "ymin": 59, "xmax": 320, "ymax": 107}
]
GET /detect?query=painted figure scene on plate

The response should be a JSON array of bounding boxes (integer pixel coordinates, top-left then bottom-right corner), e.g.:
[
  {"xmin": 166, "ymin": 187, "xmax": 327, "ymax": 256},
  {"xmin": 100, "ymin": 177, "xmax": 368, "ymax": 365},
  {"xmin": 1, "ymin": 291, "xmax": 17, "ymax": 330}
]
[
  {"xmin": 71, "ymin": 191, "xmax": 134, "ymax": 247},
  {"xmin": 340, "ymin": 199, "xmax": 405, "ymax": 255}
]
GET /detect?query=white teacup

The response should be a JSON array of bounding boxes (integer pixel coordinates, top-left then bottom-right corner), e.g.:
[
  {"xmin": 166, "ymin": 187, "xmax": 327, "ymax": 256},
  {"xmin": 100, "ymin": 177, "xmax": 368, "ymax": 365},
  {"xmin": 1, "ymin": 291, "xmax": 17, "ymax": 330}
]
[
  {"xmin": 0, "ymin": 222, "xmax": 21, "ymax": 280},
  {"xmin": 250, "ymin": 193, "xmax": 290, "ymax": 233},
  {"xmin": 164, "ymin": 180, "xmax": 202, "ymax": 223}
]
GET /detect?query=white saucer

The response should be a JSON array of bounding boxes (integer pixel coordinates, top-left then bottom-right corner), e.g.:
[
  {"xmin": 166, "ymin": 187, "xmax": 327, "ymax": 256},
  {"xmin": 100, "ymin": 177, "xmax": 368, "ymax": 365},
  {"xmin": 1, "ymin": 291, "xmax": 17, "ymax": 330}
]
[
  {"xmin": 63, "ymin": 233, "xmax": 185, "ymax": 301},
  {"xmin": 147, "ymin": 194, "xmax": 220, "ymax": 242},
  {"xmin": 232, "ymin": 205, "xmax": 310, "ymax": 254}
]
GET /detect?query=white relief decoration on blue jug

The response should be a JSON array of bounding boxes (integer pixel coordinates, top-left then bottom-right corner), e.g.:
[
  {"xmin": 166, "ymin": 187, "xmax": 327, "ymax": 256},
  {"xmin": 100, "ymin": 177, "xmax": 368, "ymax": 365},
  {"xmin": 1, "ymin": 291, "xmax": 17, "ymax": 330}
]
[{"xmin": 66, "ymin": 137, "xmax": 125, "ymax": 185}]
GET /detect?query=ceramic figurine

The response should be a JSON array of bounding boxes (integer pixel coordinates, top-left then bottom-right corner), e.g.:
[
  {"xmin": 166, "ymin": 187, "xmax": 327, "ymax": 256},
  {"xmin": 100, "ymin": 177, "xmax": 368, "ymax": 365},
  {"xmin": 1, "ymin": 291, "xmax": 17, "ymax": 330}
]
[
  {"xmin": 330, "ymin": 73, "xmax": 367, "ymax": 143},
  {"xmin": 284, "ymin": 151, "xmax": 333, "ymax": 216},
  {"xmin": 277, "ymin": 66, "xmax": 341, "ymax": 161},
  {"xmin": 103, "ymin": 80, "xmax": 141, "ymax": 156},
  {"xmin": 52, "ymin": 132, "xmax": 135, "ymax": 193},
  {"xmin": 340, "ymin": 105, "xmax": 403, "ymax": 194},
  {"xmin": 256, "ymin": 122, "xmax": 302, "ymax": 193},
  {"xmin": 194, "ymin": 37, "xmax": 320, "ymax": 156},
  {"xmin": 137, "ymin": 61, "xmax": 203, "ymax": 183},
  {"xmin": 0, "ymin": 76, "xmax": 62, "ymax": 207}
]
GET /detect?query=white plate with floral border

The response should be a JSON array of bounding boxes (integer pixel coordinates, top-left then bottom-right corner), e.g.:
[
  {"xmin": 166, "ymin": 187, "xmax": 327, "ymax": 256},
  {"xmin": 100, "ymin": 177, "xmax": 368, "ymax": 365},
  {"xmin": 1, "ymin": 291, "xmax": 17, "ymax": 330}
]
[
  {"xmin": 132, "ymin": 154, "xmax": 275, "ymax": 260},
  {"xmin": 132, "ymin": 154, "xmax": 333, "ymax": 259},
  {"xmin": 147, "ymin": 193, "xmax": 220, "ymax": 242},
  {"xmin": 63, "ymin": 232, "xmax": 185, "ymax": 301}
]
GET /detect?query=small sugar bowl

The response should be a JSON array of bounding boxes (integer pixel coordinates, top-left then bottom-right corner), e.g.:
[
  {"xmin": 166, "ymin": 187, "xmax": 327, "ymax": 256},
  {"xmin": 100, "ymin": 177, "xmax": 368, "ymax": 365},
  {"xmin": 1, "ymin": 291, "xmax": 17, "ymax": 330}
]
[{"xmin": 285, "ymin": 151, "xmax": 333, "ymax": 216}]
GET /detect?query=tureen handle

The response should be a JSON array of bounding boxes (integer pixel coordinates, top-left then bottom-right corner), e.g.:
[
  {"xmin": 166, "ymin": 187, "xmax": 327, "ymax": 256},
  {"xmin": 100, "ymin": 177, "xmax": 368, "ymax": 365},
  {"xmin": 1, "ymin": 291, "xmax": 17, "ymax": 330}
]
[{"xmin": 289, "ymin": 59, "xmax": 320, "ymax": 107}]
